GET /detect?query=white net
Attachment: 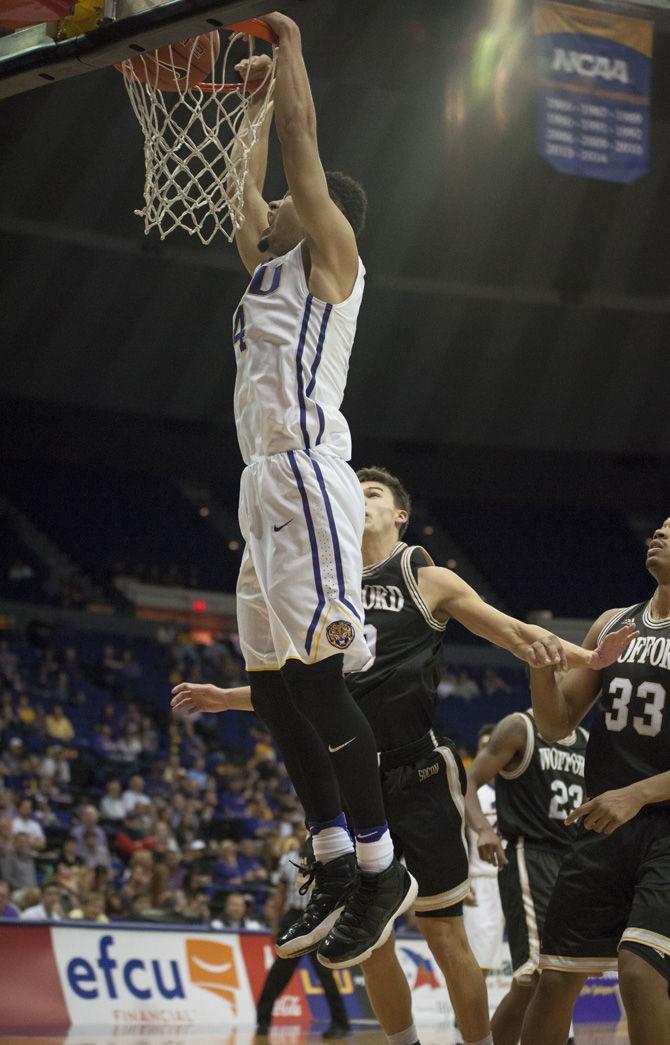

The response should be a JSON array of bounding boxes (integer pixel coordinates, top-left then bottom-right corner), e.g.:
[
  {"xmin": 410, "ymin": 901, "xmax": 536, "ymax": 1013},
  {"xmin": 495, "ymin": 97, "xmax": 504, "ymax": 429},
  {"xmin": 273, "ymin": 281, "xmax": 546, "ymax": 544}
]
[{"xmin": 119, "ymin": 30, "xmax": 276, "ymax": 245}]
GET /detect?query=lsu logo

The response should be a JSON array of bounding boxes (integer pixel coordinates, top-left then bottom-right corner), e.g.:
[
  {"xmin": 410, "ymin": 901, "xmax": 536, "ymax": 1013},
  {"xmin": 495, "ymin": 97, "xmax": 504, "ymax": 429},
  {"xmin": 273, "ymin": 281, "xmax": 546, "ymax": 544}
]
[
  {"xmin": 551, "ymin": 48, "xmax": 629, "ymax": 83},
  {"xmin": 326, "ymin": 620, "xmax": 355, "ymax": 650},
  {"xmin": 186, "ymin": 939, "xmax": 240, "ymax": 1013}
]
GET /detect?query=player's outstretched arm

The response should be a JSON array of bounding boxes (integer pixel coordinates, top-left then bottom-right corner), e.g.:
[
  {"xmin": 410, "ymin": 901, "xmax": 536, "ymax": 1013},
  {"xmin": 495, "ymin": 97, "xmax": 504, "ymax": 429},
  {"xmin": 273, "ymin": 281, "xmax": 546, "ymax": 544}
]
[
  {"xmin": 262, "ymin": 12, "xmax": 358, "ymax": 303},
  {"xmin": 229, "ymin": 54, "xmax": 275, "ymax": 274},
  {"xmin": 418, "ymin": 566, "xmax": 637, "ymax": 671},
  {"xmin": 171, "ymin": 682, "xmax": 253, "ymax": 715},
  {"xmin": 468, "ymin": 715, "xmax": 528, "ymax": 790}
]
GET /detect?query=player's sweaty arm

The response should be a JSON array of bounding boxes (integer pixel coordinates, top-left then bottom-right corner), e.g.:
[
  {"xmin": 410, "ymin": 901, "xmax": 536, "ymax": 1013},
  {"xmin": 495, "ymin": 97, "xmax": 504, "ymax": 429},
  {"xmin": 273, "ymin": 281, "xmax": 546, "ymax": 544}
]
[
  {"xmin": 262, "ymin": 12, "xmax": 358, "ymax": 303},
  {"xmin": 171, "ymin": 682, "xmax": 253, "ymax": 716},
  {"xmin": 418, "ymin": 566, "xmax": 637, "ymax": 673},
  {"xmin": 229, "ymin": 53, "xmax": 274, "ymax": 274},
  {"xmin": 529, "ymin": 608, "xmax": 638, "ymax": 741},
  {"xmin": 468, "ymin": 715, "xmax": 528, "ymax": 791}
]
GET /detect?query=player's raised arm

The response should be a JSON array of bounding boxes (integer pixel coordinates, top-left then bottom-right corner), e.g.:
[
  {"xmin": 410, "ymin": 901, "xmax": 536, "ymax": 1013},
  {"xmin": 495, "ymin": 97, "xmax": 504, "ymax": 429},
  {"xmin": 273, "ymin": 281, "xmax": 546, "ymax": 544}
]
[
  {"xmin": 171, "ymin": 682, "xmax": 253, "ymax": 715},
  {"xmin": 262, "ymin": 12, "xmax": 359, "ymax": 303},
  {"xmin": 467, "ymin": 715, "xmax": 528, "ymax": 789},
  {"xmin": 528, "ymin": 608, "xmax": 632, "ymax": 741},
  {"xmin": 229, "ymin": 54, "xmax": 275, "ymax": 274},
  {"xmin": 418, "ymin": 567, "xmax": 638, "ymax": 672}
]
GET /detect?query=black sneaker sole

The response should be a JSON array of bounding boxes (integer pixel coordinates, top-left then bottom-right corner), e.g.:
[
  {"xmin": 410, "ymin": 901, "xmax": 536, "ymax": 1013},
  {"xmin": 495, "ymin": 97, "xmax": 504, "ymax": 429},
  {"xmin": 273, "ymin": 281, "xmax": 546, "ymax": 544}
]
[
  {"xmin": 316, "ymin": 871, "xmax": 418, "ymax": 970},
  {"xmin": 274, "ymin": 904, "xmax": 345, "ymax": 958}
]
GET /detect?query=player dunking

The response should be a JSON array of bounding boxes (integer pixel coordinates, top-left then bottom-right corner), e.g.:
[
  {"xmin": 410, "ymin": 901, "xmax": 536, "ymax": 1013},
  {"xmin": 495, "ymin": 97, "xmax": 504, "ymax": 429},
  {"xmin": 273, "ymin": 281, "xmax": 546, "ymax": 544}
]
[
  {"xmin": 173, "ymin": 468, "xmax": 633, "ymax": 1045},
  {"xmin": 521, "ymin": 520, "xmax": 670, "ymax": 1045},
  {"xmin": 226, "ymin": 12, "xmax": 416, "ymax": 969},
  {"xmin": 468, "ymin": 708, "xmax": 588, "ymax": 1044}
]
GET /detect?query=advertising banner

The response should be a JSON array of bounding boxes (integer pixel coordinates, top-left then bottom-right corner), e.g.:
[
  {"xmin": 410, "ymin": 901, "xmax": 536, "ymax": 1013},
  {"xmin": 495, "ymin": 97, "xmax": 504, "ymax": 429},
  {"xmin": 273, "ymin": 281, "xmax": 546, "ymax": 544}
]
[
  {"xmin": 0, "ymin": 923, "xmax": 621, "ymax": 1031},
  {"xmin": 534, "ymin": 1, "xmax": 653, "ymax": 182}
]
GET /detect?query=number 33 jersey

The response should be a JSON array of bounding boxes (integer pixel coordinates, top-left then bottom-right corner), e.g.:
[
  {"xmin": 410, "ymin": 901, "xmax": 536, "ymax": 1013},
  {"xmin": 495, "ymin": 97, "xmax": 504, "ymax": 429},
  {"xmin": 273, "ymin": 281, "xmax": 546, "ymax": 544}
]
[
  {"xmin": 587, "ymin": 601, "xmax": 670, "ymax": 802},
  {"xmin": 496, "ymin": 710, "xmax": 588, "ymax": 848}
]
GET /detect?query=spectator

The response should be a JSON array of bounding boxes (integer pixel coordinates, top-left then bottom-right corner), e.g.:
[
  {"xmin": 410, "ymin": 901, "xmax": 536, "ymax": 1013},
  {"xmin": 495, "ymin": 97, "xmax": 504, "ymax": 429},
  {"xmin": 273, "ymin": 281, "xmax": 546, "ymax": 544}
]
[
  {"xmin": 16, "ymin": 694, "xmax": 36, "ymax": 729},
  {"xmin": 68, "ymin": 891, "xmax": 109, "ymax": 923},
  {"xmin": 187, "ymin": 756, "xmax": 208, "ymax": 792},
  {"xmin": 0, "ymin": 832, "xmax": 37, "ymax": 892},
  {"xmin": 0, "ymin": 877, "xmax": 19, "ymax": 918},
  {"xmin": 80, "ymin": 828, "xmax": 112, "ymax": 870},
  {"xmin": 437, "ymin": 667, "xmax": 457, "ymax": 699},
  {"xmin": 11, "ymin": 798, "xmax": 46, "ymax": 851},
  {"xmin": 213, "ymin": 841, "xmax": 244, "ymax": 890},
  {"xmin": 59, "ymin": 836, "xmax": 84, "ymax": 872},
  {"xmin": 100, "ymin": 780, "xmax": 125, "ymax": 821},
  {"xmin": 114, "ymin": 811, "xmax": 155, "ymax": 859},
  {"xmin": 454, "ymin": 669, "xmax": 481, "ymax": 700},
  {"xmin": 482, "ymin": 667, "xmax": 513, "ymax": 697},
  {"xmin": 71, "ymin": 805, "xmax": 109, "ymax": 859},
  {"xmin": 45, "ymin": 704, "xmax": 75, "ymax": 743},
  {"xmin": 123, "ymin": 775, "xmax": 151, "ymax": 815},
  {"xmin": 217, "ymin": 892, "xmax": 262, "ymax": 931},
  {"xmin": 40, "ymin": 745, "xmax": 71, "ymax": 786},
  {"xmin": 237, "ymin": 838, "xmax": 269, "ymax": 885},
  {"xmin": 21, "ymin": 881, "xmax": 64, "ymax": 921}
]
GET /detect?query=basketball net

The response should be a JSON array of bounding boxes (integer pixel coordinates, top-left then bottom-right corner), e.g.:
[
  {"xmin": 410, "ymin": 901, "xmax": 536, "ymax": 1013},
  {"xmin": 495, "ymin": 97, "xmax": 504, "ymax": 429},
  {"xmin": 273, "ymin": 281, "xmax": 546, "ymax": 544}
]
[{"xmin": 119, "ymin": 30, "xmax": 276, "ymax": 245}]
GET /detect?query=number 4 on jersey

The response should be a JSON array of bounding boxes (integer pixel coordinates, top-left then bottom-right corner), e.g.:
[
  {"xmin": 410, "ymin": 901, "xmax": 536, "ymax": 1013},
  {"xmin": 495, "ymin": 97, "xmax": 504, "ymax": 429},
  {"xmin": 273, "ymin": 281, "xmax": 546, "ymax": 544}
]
[{"xmin": 233, "ymin": 305, "xmax": 247, "ymax": 353}]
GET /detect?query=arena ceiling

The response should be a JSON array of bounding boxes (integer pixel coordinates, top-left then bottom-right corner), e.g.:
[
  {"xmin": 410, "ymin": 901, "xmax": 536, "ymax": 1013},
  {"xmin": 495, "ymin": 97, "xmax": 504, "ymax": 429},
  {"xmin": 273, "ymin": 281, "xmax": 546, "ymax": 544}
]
[{"xmin": 2, "ymin": 0, "xmax": 670, "ymax": 468}]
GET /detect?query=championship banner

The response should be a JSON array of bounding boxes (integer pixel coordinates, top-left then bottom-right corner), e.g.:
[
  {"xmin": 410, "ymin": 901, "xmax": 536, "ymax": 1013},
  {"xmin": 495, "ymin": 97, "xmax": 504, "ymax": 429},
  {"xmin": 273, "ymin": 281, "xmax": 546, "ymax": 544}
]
[{"xmin": 534, "ymin": 2, "xmax": 653, "ymax": 183}]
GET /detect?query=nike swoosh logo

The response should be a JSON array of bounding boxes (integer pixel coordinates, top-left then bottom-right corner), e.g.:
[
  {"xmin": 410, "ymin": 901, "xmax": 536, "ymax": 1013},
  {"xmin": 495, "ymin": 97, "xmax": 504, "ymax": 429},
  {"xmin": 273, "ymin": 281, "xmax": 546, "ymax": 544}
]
[
  {"xmin": 273, "ymin": 519, "xmax": 293, "ymax": 532},
  {"xmin": 357, "ymin": 831, "xmax": 379, "ymax": 840},
  {"xmin": 328, "ymin": 737, "xmax": 356, "ymax": 753}
]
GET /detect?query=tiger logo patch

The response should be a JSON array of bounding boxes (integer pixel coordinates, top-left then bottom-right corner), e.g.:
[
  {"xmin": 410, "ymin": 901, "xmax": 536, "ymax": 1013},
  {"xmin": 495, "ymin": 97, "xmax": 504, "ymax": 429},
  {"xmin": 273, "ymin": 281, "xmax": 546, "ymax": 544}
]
[{"xmin": 326, "ymin": 620, "xmax": 355, "ymax": 650}]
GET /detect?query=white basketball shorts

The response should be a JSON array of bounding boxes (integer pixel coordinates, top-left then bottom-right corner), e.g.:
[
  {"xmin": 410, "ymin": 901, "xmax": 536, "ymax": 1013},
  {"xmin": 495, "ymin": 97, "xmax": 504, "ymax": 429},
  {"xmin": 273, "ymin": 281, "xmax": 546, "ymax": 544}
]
[{"xmin": 236, "ymin": 447, "xmax": 371, "ymax": 672}]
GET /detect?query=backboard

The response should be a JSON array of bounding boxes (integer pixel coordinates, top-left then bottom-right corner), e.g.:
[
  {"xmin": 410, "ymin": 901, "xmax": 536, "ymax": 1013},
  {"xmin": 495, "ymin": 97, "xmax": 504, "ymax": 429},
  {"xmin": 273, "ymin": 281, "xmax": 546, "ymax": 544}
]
[{"xmin": 0, "ymin": 0, "xmax": 280, "ymax": 98}]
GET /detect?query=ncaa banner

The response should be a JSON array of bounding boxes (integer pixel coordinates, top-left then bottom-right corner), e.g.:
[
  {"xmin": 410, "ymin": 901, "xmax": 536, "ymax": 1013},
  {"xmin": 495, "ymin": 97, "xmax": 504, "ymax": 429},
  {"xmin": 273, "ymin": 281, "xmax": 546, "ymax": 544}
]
[{"xmin": 534, "ymin": 2, "xmax": 653, "ymax": 183}]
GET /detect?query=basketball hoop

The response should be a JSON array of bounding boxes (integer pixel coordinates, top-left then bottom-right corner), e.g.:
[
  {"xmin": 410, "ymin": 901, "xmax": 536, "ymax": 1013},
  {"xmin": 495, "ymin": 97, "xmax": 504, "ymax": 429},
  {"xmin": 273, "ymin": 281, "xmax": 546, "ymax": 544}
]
[{"xmin": 117, "ymin": 18, "xmax": 277, "ymax": 245}]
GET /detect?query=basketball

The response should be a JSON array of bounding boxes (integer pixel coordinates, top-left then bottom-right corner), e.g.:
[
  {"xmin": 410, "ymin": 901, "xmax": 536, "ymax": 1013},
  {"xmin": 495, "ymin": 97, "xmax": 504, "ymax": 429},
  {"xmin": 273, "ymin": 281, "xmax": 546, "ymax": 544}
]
[{"xmin": 124, "ymin": 30, "xmax": 221, "ymax": 92}]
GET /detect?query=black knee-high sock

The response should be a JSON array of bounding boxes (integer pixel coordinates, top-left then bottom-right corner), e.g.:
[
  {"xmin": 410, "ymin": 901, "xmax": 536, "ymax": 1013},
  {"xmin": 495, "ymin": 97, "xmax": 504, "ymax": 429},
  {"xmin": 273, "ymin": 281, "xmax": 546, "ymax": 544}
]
[
  {"xmin": 281, "ymin": 655, "xmax": 387, "ymax": 829},
  {"xmin": 249, "ymin": 670, "xmax": 342, "ymax": 823}
]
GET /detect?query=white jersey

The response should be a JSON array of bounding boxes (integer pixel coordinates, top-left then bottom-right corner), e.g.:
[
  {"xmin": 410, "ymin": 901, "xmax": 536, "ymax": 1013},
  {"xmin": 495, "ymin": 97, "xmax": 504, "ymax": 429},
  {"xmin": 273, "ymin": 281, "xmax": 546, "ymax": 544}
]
[{"xmin": 233, "ymin": 242, "xmax": 365, "ymax": 464}]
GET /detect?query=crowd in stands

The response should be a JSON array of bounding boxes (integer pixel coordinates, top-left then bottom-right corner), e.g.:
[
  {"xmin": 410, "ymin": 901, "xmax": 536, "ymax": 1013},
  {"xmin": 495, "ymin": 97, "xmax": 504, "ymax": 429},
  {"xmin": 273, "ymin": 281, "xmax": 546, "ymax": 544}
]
[{"xmin": 0, "ymin": 619, "xmax": 530, "ymax": 928}]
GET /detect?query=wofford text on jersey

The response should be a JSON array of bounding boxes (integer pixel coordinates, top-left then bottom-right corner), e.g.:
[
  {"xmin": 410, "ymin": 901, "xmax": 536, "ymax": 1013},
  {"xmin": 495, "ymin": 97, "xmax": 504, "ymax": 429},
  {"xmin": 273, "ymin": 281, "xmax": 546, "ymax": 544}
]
[
  {"xmin": 617, "ymin": 635, "xmax": 670, "ymax": 669},
  {"xmin": 538, "ymin": 747, "xmax": 586, "ymax": 777},
  {"xmin": 362, "ymin": 585, "xmax": 405, "ymax": 612}
]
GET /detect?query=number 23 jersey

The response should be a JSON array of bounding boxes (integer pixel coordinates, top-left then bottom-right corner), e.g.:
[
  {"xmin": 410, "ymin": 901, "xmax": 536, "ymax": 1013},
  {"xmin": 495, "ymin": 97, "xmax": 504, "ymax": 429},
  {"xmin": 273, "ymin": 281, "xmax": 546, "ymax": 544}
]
[
  {"xmin": 587, "ymin": 601, "xmax": 670, "ymax": 802},
  {"xmin": 495, "ymin": 710, "xmax": 588, "ymax": 848}
]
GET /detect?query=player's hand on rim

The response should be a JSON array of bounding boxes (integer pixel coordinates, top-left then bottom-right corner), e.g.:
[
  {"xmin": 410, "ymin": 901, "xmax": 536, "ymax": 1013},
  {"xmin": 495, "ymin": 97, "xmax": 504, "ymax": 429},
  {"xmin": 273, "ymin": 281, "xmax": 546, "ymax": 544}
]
[
  {"xmin": 234, "ymin": 54, "xmax": 274, "ymax": 98},
  {"xmin": 565, "ymin": 785, "xmax": 644, "ymax": 834},
  {"xmin": 170, "ymin": 682, "xmax": 229, "ymax": 716}
]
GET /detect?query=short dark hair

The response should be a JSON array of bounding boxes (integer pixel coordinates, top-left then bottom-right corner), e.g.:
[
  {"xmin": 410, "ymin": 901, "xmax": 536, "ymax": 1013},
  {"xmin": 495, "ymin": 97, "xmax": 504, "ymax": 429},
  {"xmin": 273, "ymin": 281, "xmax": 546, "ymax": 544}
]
[
  {"xmin": 356, "ymin": 466, "xmax": 411, "ymax": 538},
  {"xmin": 325, "ymin": 171, "xmax": 368, "ymax": 237}
]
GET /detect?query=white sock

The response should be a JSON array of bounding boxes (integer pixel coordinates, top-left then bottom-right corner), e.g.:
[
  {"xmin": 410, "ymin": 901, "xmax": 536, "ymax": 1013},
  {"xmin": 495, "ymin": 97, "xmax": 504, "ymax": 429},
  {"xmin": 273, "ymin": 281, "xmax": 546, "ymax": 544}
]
[
  {"xmin": 464, "ymin": 1035, "xmax": 493, "ymax": 1045},
  {"xmin": 387, "ymin": 1024, "xmax": 418, "ymax": 1045},
  {"xmin": 355, "ymin": 824, "xmax": 394, "ymax": 874},
  {"xmin": 308, "ymin": 814, "xmax": 354, "ymax": 863},
  {"xmin": 312, "ymin": 825, "xmax": 354, "ymax": 862}
]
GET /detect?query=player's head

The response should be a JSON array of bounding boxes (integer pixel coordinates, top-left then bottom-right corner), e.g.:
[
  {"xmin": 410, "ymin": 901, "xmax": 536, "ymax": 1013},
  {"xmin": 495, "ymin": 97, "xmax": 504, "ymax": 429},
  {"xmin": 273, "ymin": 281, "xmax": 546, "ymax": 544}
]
[
  {"xmin": 645, "ymin": 517, "xmax": 670, "ymax": 583},
  {"xmin": 358, "ymin": 466, "xmax": 411, "ymax": 540},
  {"xmin": 258, "ymin": 172, "xmax": 367, "ymax": 255}
]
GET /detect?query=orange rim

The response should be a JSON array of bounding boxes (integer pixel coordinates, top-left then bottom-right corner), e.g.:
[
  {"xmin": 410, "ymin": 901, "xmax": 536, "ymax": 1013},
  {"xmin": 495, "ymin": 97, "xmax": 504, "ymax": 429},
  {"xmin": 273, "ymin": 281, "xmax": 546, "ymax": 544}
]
[{"xmin": 116, "ymin": 18, "xmax": 276, "ymax": 93}]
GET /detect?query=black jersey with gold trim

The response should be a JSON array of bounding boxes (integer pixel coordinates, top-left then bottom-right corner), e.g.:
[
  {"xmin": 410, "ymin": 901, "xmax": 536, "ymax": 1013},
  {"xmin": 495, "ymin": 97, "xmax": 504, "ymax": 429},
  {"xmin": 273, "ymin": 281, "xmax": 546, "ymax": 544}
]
[
  {"xmin": 345, "ymin": 542, "xmax": 445, "ymax": 751},
  {"xmin": 495, "ymin": 710, "xmax": 588, "ymax": 848},
  {"xmin": 586, "ymin": 600, "xmax": 670, "ymax": 801}
]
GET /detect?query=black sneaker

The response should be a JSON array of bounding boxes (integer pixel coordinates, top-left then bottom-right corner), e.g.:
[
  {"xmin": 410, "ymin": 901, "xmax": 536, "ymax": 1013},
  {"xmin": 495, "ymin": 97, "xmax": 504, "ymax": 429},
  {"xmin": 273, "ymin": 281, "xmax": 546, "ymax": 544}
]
[
  {"xmin": 316, "ymin": 858, "xmax": 418, "ymax": 969},
  {"xmin": 275, "ymin": 852, "xmax": 358, "ymax": 958},
  {"xmin": 321, "ymin": 1024, "xmax": 352, "ymax": 1039}
]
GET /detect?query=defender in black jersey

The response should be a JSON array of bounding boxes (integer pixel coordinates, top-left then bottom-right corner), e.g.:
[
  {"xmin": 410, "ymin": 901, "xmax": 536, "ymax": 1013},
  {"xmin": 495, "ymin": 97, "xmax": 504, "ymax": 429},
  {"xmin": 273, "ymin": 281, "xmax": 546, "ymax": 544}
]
[
  {"xmin": 521, "ymin": 517, "xmax": 670, "ymax": 1045},
  {"xmin": 171, "ymin": 469, "xmax": 634, "ymax": 1045},
  {"xmin": 469, "ymin": 709, "xmax": 587, "ymax": 1045}
]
